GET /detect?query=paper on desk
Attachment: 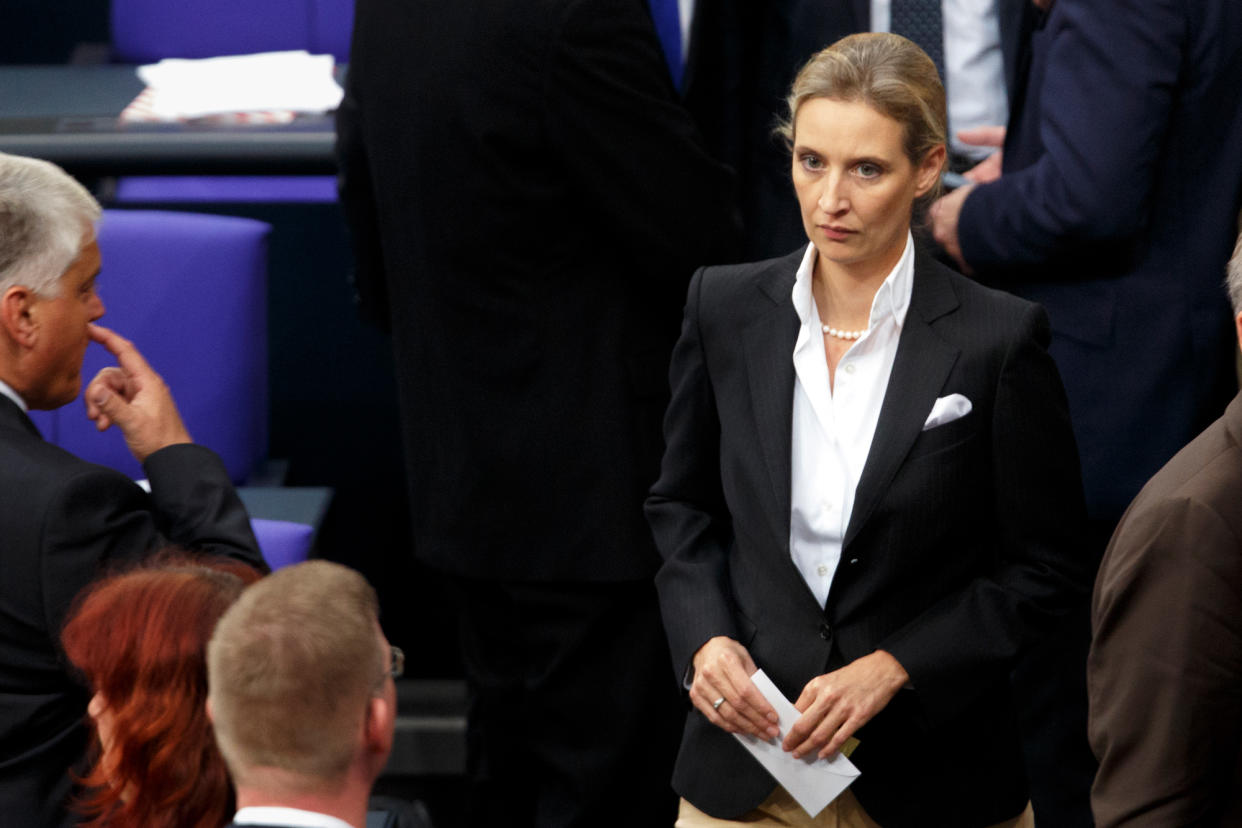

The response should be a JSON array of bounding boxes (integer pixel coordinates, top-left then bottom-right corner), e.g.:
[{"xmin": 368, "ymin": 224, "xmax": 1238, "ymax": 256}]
[
  {"xmin": 732, "ymin": 670, "xmax": 860, "ymax": 818},
  {"xmin": 129, "ymin": 50, "xmax": 343, "ymax": 121}
]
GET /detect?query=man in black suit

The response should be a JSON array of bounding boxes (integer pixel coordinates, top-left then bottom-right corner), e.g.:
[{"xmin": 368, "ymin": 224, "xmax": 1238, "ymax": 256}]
[
  {"xmin": 684, "ymin": 0, "xmax": 1039, "ymax": 258},
  {"xmin": 335, "ymin": 0, "xmax": 740, "ymax": 825},
  {"xmin": 0, "ymin": 152, "xmax": 262, "ymax": 827},
  {"xmin": 209, "ymin": 561, "xmax": 397, "ymax": 828}
]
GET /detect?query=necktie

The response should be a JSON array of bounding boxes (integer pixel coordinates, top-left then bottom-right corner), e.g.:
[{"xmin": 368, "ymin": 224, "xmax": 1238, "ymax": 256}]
[
  {"xmin": 890, "ymin": 0, "xmax": 944, "ymax": 82},
  {"xmin": 647, "ymin": 0, "xmax": 684, "ymax": 90}
]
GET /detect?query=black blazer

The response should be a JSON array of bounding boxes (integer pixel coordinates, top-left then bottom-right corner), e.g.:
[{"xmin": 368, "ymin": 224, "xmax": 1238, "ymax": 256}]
[
  {"xmin": 337, "ymin": 0, "xmax": 740, "ymax": 581},
  {"xmin": 0, "ymin": 397, "xmax": 262, "ymax": 828},
  {"xmin": 646, "ymin": 248, "xmax": 1091, "ymax": 825},
  {"xmin": 683, "ymin": 0, "xmax": 1039, "ymax": 258},
  {"xmin": 959, "ymin": 0, "xmax": 1242, "ymax": 527}
]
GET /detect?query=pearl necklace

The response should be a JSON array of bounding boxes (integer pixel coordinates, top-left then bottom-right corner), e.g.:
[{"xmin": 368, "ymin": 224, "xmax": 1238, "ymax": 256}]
[{"xmin": 821, "ymin": 324, "xmax": 866, "ymax": 341}]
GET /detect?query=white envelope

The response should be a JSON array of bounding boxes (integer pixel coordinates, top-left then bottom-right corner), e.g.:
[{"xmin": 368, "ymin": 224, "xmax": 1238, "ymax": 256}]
[
  {"xmin": 922, "ymin": 393, "xmax": 972, "ymax": 431},
  {"xmin": 728, "ymin": 670, "xmax": 860, "ymax": 817}
]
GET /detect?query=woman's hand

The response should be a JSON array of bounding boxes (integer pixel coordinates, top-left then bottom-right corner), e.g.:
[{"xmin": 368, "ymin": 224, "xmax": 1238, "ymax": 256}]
[
  {"xmin": 782, "ymin": 650, "xmax": 909, "ymax": 759},
  {"xmin": 690, "ymin": 636, "xmax": 780, "ymax": 740}
]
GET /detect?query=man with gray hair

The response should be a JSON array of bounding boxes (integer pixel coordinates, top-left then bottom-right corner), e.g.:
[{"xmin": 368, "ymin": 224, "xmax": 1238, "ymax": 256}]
[
  {"xmin": 1087, "ymin": 224, "xmax": 1242, "ymax": 826},
  {"xmin": 0, "ymin": 152, "xmax": 262, "ymax": 826},
  {"xmin": 207, "ymin": 560, "xmax": 398, "ymax": 828}
]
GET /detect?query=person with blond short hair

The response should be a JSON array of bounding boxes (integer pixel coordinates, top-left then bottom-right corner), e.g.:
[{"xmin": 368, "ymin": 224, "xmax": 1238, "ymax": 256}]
[{"xmin": 207, "ymin": 561, "xmax": 399, "ymax": 828}]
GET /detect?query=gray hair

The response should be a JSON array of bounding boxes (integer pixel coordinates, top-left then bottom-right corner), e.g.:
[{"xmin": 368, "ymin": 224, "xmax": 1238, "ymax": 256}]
[
  {"xmin": 1228, "ymin": 213, "xmax": 1242, "ymax": 314},
  {"xmin": 0, "ymin": 153, "xmax": 101, "ymax": 298}
]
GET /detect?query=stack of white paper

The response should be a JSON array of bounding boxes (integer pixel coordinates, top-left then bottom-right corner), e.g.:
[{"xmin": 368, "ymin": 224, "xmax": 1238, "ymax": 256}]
[{"xmin": 129, "ymin": 50, "xmax": 344, "ymax": 121}]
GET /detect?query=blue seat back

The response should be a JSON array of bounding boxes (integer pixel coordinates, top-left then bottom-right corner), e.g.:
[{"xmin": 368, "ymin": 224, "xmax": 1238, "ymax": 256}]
[
  {"xmin": 36, "ymin": 210, "xmax": 270, "ymax": 484},
  {"xmin": 251, "ymin": 518, "xmax": 315, "ymax": 569},
  {"xmin": 111, "ymin": 0, "xmax": 354, "ymax": 63}
]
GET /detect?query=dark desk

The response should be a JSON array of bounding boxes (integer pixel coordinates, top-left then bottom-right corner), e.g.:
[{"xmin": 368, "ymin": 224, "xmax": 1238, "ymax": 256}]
[{"xmin": 0, "ymin": 65, "xmax": 336, "ymax": 175}]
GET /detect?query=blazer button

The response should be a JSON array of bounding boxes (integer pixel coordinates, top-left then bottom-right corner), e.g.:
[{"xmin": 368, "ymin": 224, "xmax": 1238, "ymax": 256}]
[{"xmin": 819, "ymin": 622, "xmax": 832, "ymax": 641}]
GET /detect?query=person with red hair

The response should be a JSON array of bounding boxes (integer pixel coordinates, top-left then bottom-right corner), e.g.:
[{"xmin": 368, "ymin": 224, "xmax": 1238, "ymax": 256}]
[{"xmin": 59, "ymin": 556, "xmax": 262, "ymax": 828}]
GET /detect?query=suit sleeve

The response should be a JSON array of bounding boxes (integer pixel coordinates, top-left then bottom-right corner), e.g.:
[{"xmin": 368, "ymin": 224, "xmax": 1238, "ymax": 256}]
[
  {"xmin": 335, "ymin": 34, "xmax": 391, "ymax": 331},
  {"xmin": 879, "ymin": 304, "xmax": 1093, "ymax": 723},
  {"xmin": 544, "ymin": 0, "xmax": 742, "ymax": 282},
  {"xmin": 646, "ymin": 268, "xmax": 741, "ymax": 680},
  {"xmin": 40, "ymin": 444, "xmax": 263, "ymax": 639},
  {"xmin": 958, "ymin": 0, "xmax": 1183, "ymax": 271},
  {"xmin": 1089, "ymin": 497, "xmax": 1242, "ymax": 827}
]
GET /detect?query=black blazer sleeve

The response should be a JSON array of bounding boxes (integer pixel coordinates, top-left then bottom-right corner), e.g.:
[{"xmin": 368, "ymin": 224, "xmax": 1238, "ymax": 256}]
[
  {"xmin": 647, "ymin": 266, "xmax": 739, "ymax": 678},
  {"xmin": 40, "ymin": 444, "xmax": 263, "ymax": 636},
  {"xmin": 335, "ymin": 42, "xmax": 391, "ymax": 331}
]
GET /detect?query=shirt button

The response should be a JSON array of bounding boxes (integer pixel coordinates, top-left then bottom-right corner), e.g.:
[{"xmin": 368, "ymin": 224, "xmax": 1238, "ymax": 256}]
[
  {"xmin": 817, "ymin": 564, "xmax": 828, "ymax": 577},
  {"xmin": 843, "ymin": 363, "xmax": 856, "ymax": 374}
]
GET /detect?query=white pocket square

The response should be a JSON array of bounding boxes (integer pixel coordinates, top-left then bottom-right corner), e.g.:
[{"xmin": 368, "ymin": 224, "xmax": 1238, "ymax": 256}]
[{"xmin": 922, "ymin": 393, "xmax": 973, "ymax": 430}]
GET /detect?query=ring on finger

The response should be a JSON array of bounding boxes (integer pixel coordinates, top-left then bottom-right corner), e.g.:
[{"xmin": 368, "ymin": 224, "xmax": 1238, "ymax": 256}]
[{"xmin": 712, "ymin": 696, "xmax": 726, "ymax": 711}]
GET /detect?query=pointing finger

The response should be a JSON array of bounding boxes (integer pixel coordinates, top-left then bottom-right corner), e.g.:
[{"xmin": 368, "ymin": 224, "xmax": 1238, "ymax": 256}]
[{"xmin": 88, "ymin": 324, "xmax": 153, "ymax": 378}]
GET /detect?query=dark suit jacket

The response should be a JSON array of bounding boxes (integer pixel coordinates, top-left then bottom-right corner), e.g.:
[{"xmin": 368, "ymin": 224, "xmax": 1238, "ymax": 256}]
[
  {"xmin": 1089, "ymin": 391, "xmax": 1242, "ymax": 827},
  {"xmin": 684, "ymin": 0, "xmax": 1039, "ymax": 259},
  {"xmin": 337, "ymin": 0, "xmax": 740, "ymax": 581},
  {"xmin": 646, "ymin": 247, "xmax": 1091, "ymax": 825},
  {"xmin": 0, "ymin": 396, "xmax": 262, "ymax": 828},
  {"xmin": 958, "ymin": 0, "xmax": 1242, "ymax": 528}
]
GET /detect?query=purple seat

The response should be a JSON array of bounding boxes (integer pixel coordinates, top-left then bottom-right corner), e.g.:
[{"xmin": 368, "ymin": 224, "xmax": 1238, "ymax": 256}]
[
  {"xmin": 111, "ymin": 0, "xmax": 353, "ymax": 64},
  {"xmin": 251, "ymin": 518, "xmax": 315, "ymax": 569},
  {"xmin": 113, "ymin": 176, "xmax": 339, "ymax": 204},
  {"xmin": 109, "ymin": 0, "xmax": 354, "ymax": 205},
  {"xmin": 34, "ymin": 210, "xmax": 270, "ymax": 484}
]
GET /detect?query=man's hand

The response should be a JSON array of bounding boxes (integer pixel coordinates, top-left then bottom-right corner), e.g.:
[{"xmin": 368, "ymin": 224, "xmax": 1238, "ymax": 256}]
[
  {"xmin": 84, "ymin": 324, "xmax": 192, "ymax": 462},
  {"xmin": 782, "ymin": 650, "xmax": 909, "ymax": 760},
  {"xmin": 930, "ymin": 184, "xmax": 976, "ymax": 272},
  {"xmin": 957, "ymin": 126, "xmax": 1006, "ymax": 184},
  {"xmin": 690, "ymin": 636, "xmax": 780, "ymax": 740}
]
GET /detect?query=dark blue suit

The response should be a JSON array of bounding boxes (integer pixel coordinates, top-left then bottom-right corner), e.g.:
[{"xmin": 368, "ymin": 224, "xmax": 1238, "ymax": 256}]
[
  {"xmin": 957, "ymin": 2, "xmax": 1242, "ymax": 823},
  {"xmin": 959, "ymin": 0, "xmax": 1242, "ymax": 531}
]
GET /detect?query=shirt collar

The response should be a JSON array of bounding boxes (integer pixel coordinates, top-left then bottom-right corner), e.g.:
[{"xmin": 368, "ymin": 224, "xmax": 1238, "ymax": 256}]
[
  {"xmin": 233, "ymin": 806, "xmax": 356, "ymax": 828},
  {"xmin": 791, "ymin": 232, "xmax": 916, "ymax": 331},
  {"xmin": 0, "ymin": 378, "xmax": 27, "ymax": 412}
]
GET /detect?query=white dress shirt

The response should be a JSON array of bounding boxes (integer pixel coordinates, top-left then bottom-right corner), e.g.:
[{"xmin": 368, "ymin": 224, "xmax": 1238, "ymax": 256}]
[
  {"xmin": 789, "ymin": 234, "xmax": 913, "ymax": 608},
  {"xmin": 678, "ymin": 0, "xmax": 695, "ymax": 56},
  {"xmin": 233, "ymin": 806, "xmax": 356, "ymax": 828},
  {"xmin": 871, "ymin": 0, "xmax": 1008, "ymax": 159},
  {"xmin": 0, "ymin": 378, "xmax": 27, "ymax": 412}
]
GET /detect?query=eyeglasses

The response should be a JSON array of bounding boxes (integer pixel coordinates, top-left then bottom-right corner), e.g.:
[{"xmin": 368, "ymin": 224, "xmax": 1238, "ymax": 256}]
[{"xmin": 388, "ymin": 645, "xmax": 405, "ymax": 680}]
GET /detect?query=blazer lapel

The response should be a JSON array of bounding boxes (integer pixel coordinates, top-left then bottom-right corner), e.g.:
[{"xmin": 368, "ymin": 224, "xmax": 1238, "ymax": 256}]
[
  {"xmin": 843, "ymin": 256, "xmax": 961, "ymax": 550},
  {"xmin": 742, "ymin": 262, "xmax": 799, "ymax": 554}
]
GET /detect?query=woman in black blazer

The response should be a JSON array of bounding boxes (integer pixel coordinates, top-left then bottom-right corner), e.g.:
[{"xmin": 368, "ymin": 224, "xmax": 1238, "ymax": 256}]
[{"xmin": 646, "ymin": 34, "xmax": 1090, "ymax": 827}]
